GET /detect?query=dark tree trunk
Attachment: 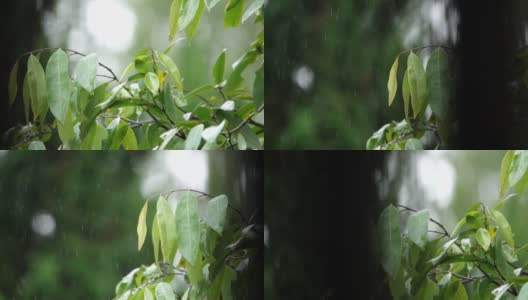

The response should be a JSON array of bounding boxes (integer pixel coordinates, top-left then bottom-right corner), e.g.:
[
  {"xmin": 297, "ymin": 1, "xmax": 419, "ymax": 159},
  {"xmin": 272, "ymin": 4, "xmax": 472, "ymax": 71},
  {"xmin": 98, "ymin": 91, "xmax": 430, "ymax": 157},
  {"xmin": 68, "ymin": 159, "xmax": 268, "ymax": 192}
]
[
  {"xmin": 265, "ymin": 152, "xmax": 389, "ymax": 299},
  {"xmin": 452, "ymin": 0, "xmax": 527, "ymax": 148}
]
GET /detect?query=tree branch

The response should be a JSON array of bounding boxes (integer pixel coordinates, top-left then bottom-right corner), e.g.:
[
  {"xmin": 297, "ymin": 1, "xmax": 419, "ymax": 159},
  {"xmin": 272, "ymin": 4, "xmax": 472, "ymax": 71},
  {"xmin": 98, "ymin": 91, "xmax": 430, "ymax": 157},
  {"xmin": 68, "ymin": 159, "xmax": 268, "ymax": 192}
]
[{"xmin": 395, "ymin": 204, "xmax": 451, "ymax": 238}]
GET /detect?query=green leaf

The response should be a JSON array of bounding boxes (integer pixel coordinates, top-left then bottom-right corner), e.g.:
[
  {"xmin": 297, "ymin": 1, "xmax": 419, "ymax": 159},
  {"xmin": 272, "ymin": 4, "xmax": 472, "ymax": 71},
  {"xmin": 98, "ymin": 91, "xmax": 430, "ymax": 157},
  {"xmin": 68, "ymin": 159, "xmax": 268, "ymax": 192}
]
[
  {"xmin": 46, "ymin": 49, "xmax": 71, "ymax": 123},
  {"xmin": 155, "ymin": 282, "xmax": 175, "ymax": 300},
  {"xmin": 120, "ymin": 62, "xmax": 135, "ymax": 82},
  {"xmin": 145, "ymin": 72, "xmax": 160, "ymax": 96},
  {"xmin": 169, "ymin": 0, "xmax": 183, "ymax": 41},
  {"xmin": 8, "ymin": 60, "xmax": 19, "ymax": 109},
  {"xmin": 57, "ymin": 109, "xmax": 78, "ymax": 148},
  {"xmin": 402, "ymin": 69, "xmax": 410, "ymax": 119},
  {"xmin": 162, "ymin": 81, "xmax": 183, "ymax": 125},
  {"xmin": 237, "ymin": 132, "xmax": 247, "ymax": 150},
  {"xmin": 414, "ymin": 278, "xmax": 439, "ymax": 300},
  {"xmin": 207, "ymin": 0, "xmax": 222, "ymax": 9},
  {"xmin": 508, "ymin": 151, "xmax": 528, "ymax": 188},
  {"xmin": 144, "ymin": 288, "xmax": 154, "ymax": 300},
  {"xmin": 159, "ymin": 128, "xmax": 181, "ymax": 150},
  {"xmin": 242, "ymin": 0, "xmax": 263, "ymax": 23},
  {"xmin": 407, "ymin": 51, "xmax": 427, "ymax": 117},
  {"xmin": 407, "ymin": 209, "xmax": 429, "ymax": 249},
  {"xmin": 158, "ymin": 52, "xmax": 183, "ymax": 91},
  {"xmin": 185, "ymin": 0, "xmax": 205, "ymax": 40},
  {"xmin": 27, "ymin": 55, "xmax": 48, "ymax": 122},
  {"xmin": 213, "ymin": 49, "xmax": 226, "ymax": 84},
  {"xmin": 446, "ymin": 281, "xmax": 468, "ymax": 300},
  {"xmin": 205, "ymin": 195, "xmax": 228, "ymax": 234},
  {"xmin": 221, "ymin": 266, "xmax": 236, "ymax": 300},
  {"xmin": 122, "ymin": 126, "xmax": 138, "ymax": 150},
  {"xmin": 176, "ymin": 192, "xmax": 200, "ymax": 264},
  {"xmin": 224, "ymin": 0, "xmax": 245, "ymax": 27},
  {"xmin": 225, "ymin": 49, "xmax": 258, "ymax": 92},
  {"xmin": 492, "ymin": 283, "xmax": 511, "ymax": 300},
  {"xmin": 75, "ymin": 53, "xmax": 97, "ymax": 93},
  {"xmin": 115, "ymin": 267, "xmax": 141, "ymax": 297},
  {"xmin": 476, "ymin": 228, "xmax": 491, "ymax": 251},
  {"xmin": 156, "ymin": 196, "xmax": 177, "ymax": 262},
  {"xmin": 240, "ymin": 125, "xmax": 261, "ymax": 149},
  {"xmin": 378, "ymin": 205, "xmax": 401, "ymax": 278},
  {"xmin": 202, "ymin": 120, "xmax": 226, "ymax": 144},
  {"xmin": 490, "ymin": 208, "xmax": 514, "ymax": 247},
  {"xmin": 185, "ymin": 124, "xmax": 204, "ymax": 150},
  {"xmin": 405, "ymin": 138, "xmax": 423, "ymax": 150},
  {"xmin": 429, "ymin": 238, "xmax": 457, "ymax": 265},
  {"xmin": 96, "ymin": 82, "xmax": 128, "ymax": 110},
  {"xmin": 500, "ymin": 150, "xmax": 515, "ymax": 196},
  {"xmin": 23, "ymin": 70, "xmax": 31, "ymax": 122},
  {"xmin": 152, "ymin": 214, "xmax": 160, "ymax": 264},
  {"xmin": 388, "ymin": 55, "xmax": 399, "ymax": 106},
  {"xmin": 137, "ymin": 201, "xmax": 148, "ymax": 251},
  {"xmin": 220, "ymin": 100, "xmax": 235, "ymax": 111},
  {"xmin": 501, "ymin": 242, "xmax": 518, "ymax": 263},
  {"xmin": 253, "ymin": 64, "xmax": 264, "ymax": 108},
  {"xmin": 179, "ymin": 0, "xmax": 201, "ymax": 31},
  {"xmin": 28, "ymin": 141, "xmax": 46, "ymax": 150},
  {"xmin": 494, "ymin": 193, "xmax": 517, "ymax": 211},
  {"xmin": 134, "ymin": 57, "xmax": 152, "ymax": 74},
  {"xmin": 185, "ymin": 84, "xmax": 214, "ymax": 99},
  {"xmin": 426, "ymin": 48, "xmax": 449, "ymax": 120},
  {"xmin": 80, "ymin": 123, "xmax": 108, "ymax": 150},
  {"xmin": 518, "ymin": 282, "xmax": 528, "ymax": 300}
]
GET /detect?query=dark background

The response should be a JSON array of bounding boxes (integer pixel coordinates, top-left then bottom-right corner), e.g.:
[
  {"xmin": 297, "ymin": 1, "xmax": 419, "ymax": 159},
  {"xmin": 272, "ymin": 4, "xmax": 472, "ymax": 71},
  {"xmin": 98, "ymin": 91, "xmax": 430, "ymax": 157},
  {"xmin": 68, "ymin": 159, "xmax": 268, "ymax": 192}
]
[{"xmin": 265, "ymin": 152, "xmax": 389, "ymax": 299}]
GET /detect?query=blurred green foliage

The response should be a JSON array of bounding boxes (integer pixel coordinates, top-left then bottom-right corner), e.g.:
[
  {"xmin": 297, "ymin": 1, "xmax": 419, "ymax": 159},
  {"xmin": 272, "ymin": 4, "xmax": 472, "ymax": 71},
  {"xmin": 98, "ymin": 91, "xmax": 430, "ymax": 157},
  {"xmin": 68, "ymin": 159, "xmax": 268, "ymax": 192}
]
[
  {"xmin": 266, "ymin": 0, "xmax": 407, "ymax": 149},
  {"xmin": 0, "ymin": 152, "xmax": 149, "ymax": 299}
]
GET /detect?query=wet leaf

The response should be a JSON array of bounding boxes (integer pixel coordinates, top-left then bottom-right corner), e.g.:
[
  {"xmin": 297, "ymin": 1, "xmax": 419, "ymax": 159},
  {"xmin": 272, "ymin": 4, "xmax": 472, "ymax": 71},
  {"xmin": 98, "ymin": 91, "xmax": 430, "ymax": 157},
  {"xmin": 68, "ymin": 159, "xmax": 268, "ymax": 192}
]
[
  {"xmin": 213, "ymin": 49, "xmax": 226, "ymax": 84},
  {"xmin": 407, "ymin": 209, "xmax": 429, "ymax": 249},
  {"xmin": 27, "ymin": 55, "xmax": 48, "ymax": 122},
  {"xmin": 46, "ymin": 49, "xmax": 71, "ymax": 123},
  {"xmin": 224, "ymin": 0, "xmax": 245, "ymax": 27},
  {"xmin": 8, "ymin": 60, "xmax": 19, "ymax": 109},
  {"xmin": 75, "ymin": 53, "xmax": 97, "ymax": 94},
  {"xmin": 156, "ymin": 196, "xmax": 177, "ymax": 262},
  {"xmin": 169, "ymin": 0, "xmax": 182, "ymax": 41},
  {"xmin": 155, "ymin": 282, "xmax": 175, "ymax": 300},
  {"xmin": 205, "ymin": 194, "xmax": 228, "ymax": 234},
  {"xmin": 137, "ymin": 201, "xmax": 148, "ymax": 251},
  {"xmin": 476, "ymin": 228, "xmax": 491, "ymax": 251},
  {"xmin": 185, "ymin": 124, "xmax": 204, "ymax": 150},
  {"xmin": 176, "ymin": 192, "xmax": 200, "ymax": 264},
  {"xmin": 388, "ymin": 55, "xmax": 399, "ymax": 106},
  {"xmin": 378, "ymin": 205, "xmax": 401, "ymax": 277},
  {"xmin": 500, "ymin": 150, "xmax": 514, "ymax": 197},
  {"xmin": 202, "ymin": 120, "xmax": 225, "ymax": 144},
  {"xmin": 407, "ymin": 51, "xmax": 427, "ymax": 117}
]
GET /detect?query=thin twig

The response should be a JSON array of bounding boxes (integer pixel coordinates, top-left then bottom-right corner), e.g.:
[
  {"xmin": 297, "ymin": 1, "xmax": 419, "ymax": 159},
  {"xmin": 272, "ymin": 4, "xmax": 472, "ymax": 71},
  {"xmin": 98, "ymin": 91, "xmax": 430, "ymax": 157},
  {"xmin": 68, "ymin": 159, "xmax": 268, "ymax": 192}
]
[
  {"xmin": 229, "ymin": 105, "xmax": 265, "ymax": 134},
  {"xmin": 395, "ymin": 204, "xmax": 451, "ymax": 238},
  {"xmin": 163, "ymin": 189, "xmax": 249, "ymax": 224}
]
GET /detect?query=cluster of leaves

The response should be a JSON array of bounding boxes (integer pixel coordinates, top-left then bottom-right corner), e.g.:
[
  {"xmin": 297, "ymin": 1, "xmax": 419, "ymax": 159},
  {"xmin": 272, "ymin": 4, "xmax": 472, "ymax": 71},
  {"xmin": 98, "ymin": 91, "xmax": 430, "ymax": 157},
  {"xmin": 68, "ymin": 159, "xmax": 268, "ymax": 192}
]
[
  {"xmin": 378, "ymin": 151, "xmax": 528, "ymax": 299},
  {"xmin": 114, "ymin": 191, "xmax": 256, "ymax": 300},
  {"xmin": 366, "ymin": 47, "xmax": 451, "ymax": 150},
  {"xmin": 6, "ymin": 0, "xmax": 264, "ymax": 150}
]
